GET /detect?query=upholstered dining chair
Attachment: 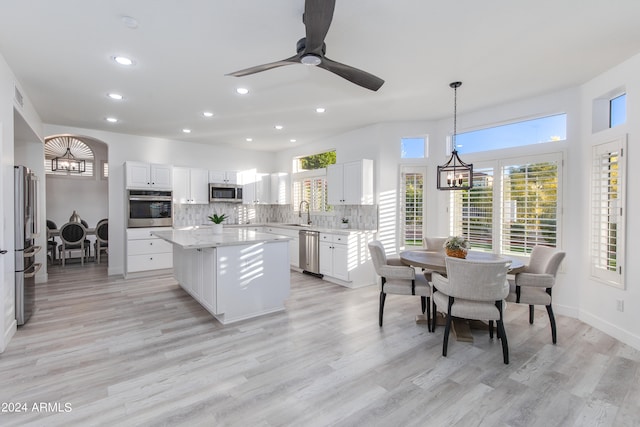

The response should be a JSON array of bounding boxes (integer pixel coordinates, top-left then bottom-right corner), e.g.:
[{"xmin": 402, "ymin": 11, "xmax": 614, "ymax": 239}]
[
  {"xmin": 422, "ymin": 236, "xmax": 448, "ymax": 282},
  {"xmin": 368, "ymin": 240, "xmax": 431, "ymax": 330},
  {"xmin": 432, "ymin": 257, "xmax": 512, "ymax": 364},
  {"xmin": 46, "ymin": 219, "xmax": 58, "ymax": 264},
  {"xmin": 506, "ymin": 245, "xmax": 566, "ymax": 344},
  {"xmin": 94, "ymin": 219, "xmax": 108, "ymax": 264},
  {"xmin": 58, "ymin": 222, "xmax": 90, "ymax": 266}
]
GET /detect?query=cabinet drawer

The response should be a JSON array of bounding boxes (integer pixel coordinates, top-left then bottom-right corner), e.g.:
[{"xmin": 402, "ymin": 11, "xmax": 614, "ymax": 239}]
[
  {"xmin": 128, "ymin": 238, "xmax": 173, "ymax": 255},
  {"xmin": 127, "ymin": 227, "xmax": 172, "ymax": 240},
  {"xmin": 128, "ymin": 252, "xmax": 173, "ymax": 273},
  {"xmin": 320, "ymin": 233, "xmax": 348, "ymax": 244}
]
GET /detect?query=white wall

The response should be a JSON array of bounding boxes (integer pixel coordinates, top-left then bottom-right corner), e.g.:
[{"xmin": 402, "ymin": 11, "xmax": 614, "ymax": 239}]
[
  {"xmin": 578, "ymin": 52, "xmax": 640, "ymax": 349},
  {"xmin": 43, "ymin": 123, "xmax": 277, "ymax": 277}
]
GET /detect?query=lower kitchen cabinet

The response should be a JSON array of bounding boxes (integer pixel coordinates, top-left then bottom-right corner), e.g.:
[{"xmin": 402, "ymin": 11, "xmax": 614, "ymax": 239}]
[
  {"xmin": 319, "ymin": 233, "xmax": 349, "ymax": 281},
  {"xmin": 126, "ymin": 227, "xmax": 173, "ymax": 274}
]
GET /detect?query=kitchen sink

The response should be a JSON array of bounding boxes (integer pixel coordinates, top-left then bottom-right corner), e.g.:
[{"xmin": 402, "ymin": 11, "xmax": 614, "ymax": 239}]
[{"xmin": 281, "ymin": 223, "xmax": 311, "ymax": 227}]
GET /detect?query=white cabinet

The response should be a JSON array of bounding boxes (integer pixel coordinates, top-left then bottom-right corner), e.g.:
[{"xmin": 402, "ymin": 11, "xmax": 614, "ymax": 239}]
[
  {"xmin": 264, "ymin": 226, "xmax": 299, "ymax": 268},
  {"xmin": 269, "ymin": 173, "xmax": 290, "ymax": 205},
  {"xmin": 126, "ymin": 227, "xmax": 173, "ymax": 274},
  {"xmin": 125, "ymin": 161, "xmax": 173, "ymax": 190},
  {"xmin": 242, "ymin": 172, "xmax": 271, "ymax": 204},
  {"xmin": 173, "ymin": 167, "xmax": 209, "ymax": 204},
  {"xmin": 319, "ymin": 233, "xmax": 349, "ymax": 281},
  {"xmin": 327, "ymin": 159, "xmax": 374, "ymax": 205},
  {"xmin": 208, "ymin": 170, "xmax": 238, "ymax": 184}
]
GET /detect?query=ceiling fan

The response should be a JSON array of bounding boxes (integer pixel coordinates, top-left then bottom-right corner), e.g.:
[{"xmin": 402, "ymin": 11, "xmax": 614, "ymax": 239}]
[{"xmin": 226, "ymin": 0, "xmax": 384, "ymax": 91}]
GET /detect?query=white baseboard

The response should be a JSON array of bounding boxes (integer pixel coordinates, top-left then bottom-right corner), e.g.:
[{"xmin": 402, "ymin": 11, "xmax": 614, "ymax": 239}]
[{"xmin": 579, "ymin": 309, "xmax": 640, "ymax": 351}]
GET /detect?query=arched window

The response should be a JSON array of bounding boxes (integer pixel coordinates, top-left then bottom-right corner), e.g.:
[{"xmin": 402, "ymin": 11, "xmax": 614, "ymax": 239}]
[{"xmin": 44, "ymin": 135, "xmax": 95, "ymax": 176}]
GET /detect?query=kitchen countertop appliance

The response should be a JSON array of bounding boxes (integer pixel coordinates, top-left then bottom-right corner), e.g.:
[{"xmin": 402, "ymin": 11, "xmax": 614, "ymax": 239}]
[
  {"xmin": 299, "ymin": 229, "xmax": 322, "ymax": 277},
  {"xmin": 14, "ymin": 166, "xmax": 42, "ymax": 325}
]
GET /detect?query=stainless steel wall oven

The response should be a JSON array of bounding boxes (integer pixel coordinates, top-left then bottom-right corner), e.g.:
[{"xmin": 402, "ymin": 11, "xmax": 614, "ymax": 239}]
[{"xmin": 127, "ymin": 190, "xmax": 173, "ymax": 228}]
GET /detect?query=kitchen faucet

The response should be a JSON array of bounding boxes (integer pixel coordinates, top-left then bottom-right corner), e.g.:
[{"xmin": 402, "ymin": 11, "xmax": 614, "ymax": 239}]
[{"xmin": 299, "ymin": 200, "xmax": 311, "ymax": 225}]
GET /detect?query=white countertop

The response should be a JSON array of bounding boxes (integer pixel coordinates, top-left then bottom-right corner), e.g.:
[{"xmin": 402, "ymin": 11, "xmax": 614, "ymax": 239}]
[
  {"xmin": 152, "ymin": 226, "xmax": 292, "ymax": 249},
  {"xmin": 224, "ymin": 223, "xmax": 377, "ymax": 235}
]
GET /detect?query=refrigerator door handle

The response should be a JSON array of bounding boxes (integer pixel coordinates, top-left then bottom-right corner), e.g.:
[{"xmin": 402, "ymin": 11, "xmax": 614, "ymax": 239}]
[
  {"xmin": 23, "ymin": 246, "xmax": 42, "ymax": 257},
  {"xmin": 24, "ymin": 263, "xmax": 42, "ymax": 279}
]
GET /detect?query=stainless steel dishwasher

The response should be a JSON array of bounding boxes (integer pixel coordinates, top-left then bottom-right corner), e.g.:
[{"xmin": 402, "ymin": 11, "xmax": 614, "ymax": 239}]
[{"xmin": 299, "ymin": 229, "xmax": 322, "ymax": 277}]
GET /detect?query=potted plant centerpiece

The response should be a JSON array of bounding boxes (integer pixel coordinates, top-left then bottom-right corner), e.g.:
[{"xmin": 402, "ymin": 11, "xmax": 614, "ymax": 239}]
[
  {"xmin": 208, "ymin": 213, "xmax": 228, "ymax": 234},
  {"xmin": 340, "ymin": 217, "xmax": 349, "ymax": 229},
  {"xmin": 444, "ymin": 235, "xmax": 470, "ymax": 258}
]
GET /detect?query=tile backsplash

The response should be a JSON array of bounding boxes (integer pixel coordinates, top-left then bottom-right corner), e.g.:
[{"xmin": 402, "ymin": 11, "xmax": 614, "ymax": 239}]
[{"xmin": 173, "ymin": 203, "xmax": 378, "ymax": 230}]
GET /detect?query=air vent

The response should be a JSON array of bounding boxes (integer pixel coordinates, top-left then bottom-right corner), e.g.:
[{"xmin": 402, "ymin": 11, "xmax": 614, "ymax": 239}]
[{"xmin": 14, "ymin": 85, "xmax": 24, "ymax": 108}]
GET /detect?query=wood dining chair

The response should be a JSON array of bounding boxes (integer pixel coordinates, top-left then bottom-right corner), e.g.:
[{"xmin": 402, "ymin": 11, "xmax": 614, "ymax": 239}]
[
  {"xmin": 58, "ymin": 222, "xmax": 90, "ymax": 266},
  {"xmin": 94, "ymin": 219, "xmax": 108, "ymax": 264}
]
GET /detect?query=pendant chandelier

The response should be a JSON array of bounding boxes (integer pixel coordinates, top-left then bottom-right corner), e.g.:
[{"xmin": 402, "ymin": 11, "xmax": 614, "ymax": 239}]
[
  {"xmin": 51, "ymin": 138, "xmax": 86, "ymax": 173},
  {"xmin": 437, "ymin": 81, "xmax": 473, "ymax": 190}
]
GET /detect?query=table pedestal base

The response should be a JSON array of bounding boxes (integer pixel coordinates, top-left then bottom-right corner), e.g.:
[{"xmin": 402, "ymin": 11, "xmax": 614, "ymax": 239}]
[{"xmin": 418, "ymin": 312, "xmax": 489, "ymax": 342}]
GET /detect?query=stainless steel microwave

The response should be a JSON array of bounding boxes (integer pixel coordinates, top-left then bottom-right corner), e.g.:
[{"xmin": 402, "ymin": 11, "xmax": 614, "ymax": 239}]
[
  {"xmin": 127, "ymin": 190, "xmax": 173, "ymax": 227},
  {"xmin": 209, "ymin": 183, "xmax": 243, "ymax": 203}
]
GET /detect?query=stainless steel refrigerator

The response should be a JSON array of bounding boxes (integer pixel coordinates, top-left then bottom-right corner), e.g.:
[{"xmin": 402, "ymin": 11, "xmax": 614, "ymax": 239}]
[{"xmin": 14, "ymin": 166, "xmax": 41, "ymax": 326}]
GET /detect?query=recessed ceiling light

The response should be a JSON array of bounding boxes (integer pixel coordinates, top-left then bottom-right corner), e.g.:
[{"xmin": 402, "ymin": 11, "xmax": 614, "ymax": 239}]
[
  {"xmin": 113, "ymin": 56, "xmax": 133, "ymax": 66},
  {"xmin": 121, "ymin": 16, "xmax": 139, "ymax": 29},
  {"xmin": 236, "ymin": 87, "xmax": 249, "ymax": 95},
  {"xmin": 246, "ymin": 138, "xmax": 253, "ymax": 142},
  {"xmin": 274, "ymin": 125, "xmax": 283, "ymax": 130},
  {"xmin": 106, "ymin": 117, "xmax": 118, "ymax": 123},
  {"xmin": 316, "ymin": 107, "xmax": 326, "ymax": 113},
  {"xmin": 107, "ymin": 93, "xmax": 123, "ymax": 100},
  {"xmin": 182, "ymin": 128, "xmax": 191, "ymax": 133},
  {"xmin": 202, "ymin": 111, "xmax": 214, "ymax": 118},
  {"xmin": 290, "ymin": 139, "xmax": 296, "ymax": 143}
]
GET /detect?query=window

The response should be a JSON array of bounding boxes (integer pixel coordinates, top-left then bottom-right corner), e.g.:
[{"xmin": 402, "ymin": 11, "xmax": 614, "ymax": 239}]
[
  {"xmin": 591, "ymin": 137, "xmax": 626, "ymax": 288},
  {"xmin": 610, "ymin": 94, "xmax": 626, "ymax": 128},
  {"xmin": 451, "ymin": 168, "xmax": 494, "ymax": 251},
  {"xmin": 455, "ymin": 114, "xmax": 566, "ymax": 154},
  {"xmin": 44, "ymin": 136, "xmax": 95, "ymax": 177},
  {"xmin": 102, "ymin": 161, "xmax": 109, "ymax": 179},
  {"xmin": 293, "ymin": 150, "xmax": 336, "ymax": 172},
  {"xmin": 292, "ymin": 172, "xmax": 330, "ymax": 213},
  {"xmin": 401, "ymin": 137, "xmax": 426, "ymax": 159},
  {"xmin": 451, "ymin": 154, "xmax": 562, "ymax": 256},
  {"xmin": 400, "ymin": 166, "xmax": 425, "ymax": 246}
]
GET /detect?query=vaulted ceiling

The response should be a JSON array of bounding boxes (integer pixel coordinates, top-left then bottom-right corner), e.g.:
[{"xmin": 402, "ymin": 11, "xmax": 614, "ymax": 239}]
[{"xmin": 2, "ymin": 1, "xmax": 640, "ymax": 151}]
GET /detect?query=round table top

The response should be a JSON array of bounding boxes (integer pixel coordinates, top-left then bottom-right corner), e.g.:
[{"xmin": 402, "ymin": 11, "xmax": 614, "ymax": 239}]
[{"xmin": 399, "ymin": 249, "xmax": 524, "ymax": 273}]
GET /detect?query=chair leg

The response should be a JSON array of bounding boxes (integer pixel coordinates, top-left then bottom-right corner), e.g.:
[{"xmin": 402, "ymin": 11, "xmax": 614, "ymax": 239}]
[
  {"xmin": 529, "ymin": 305, "xmax": 534, "ymax": 324},
  {"xmin": 443, "ymin": 297, "xmax": 454, "ymax": 357},
  {"xmin": 421, "ymin": 296, "xmax": 426, "ymax": 314},
  {"xmin": 489, "ymin": 320, "xmax": 494, "ymax": 339},
  {"xmin": 379, "ymin": 292, "xmax": 386, "ymax": 327},
  {"xmin": 546, "ymin": 304, "xmax": 557, "ymax": 344},
  {"xmin": 497, "ymin": 319, "xmax": 509, "ymax": 364},
  {"xmin": 426, "ymin": 297, "xmax": 431, "ymax": 333},
  {"xmin": 431, "ymin": 297, "xmax": 437, "ymax": 332}
]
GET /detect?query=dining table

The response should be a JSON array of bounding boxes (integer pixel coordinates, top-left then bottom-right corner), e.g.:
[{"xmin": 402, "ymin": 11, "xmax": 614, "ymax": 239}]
[
  {"xmin": 48, "ymin": 227, "xmax": 96, "ymax": 263},
  {"xmin": 399, "ymin": 249, "xmax": 525, "ymax": 342}
]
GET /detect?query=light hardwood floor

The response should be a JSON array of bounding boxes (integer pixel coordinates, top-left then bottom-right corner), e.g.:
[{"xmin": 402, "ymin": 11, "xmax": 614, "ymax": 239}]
[{"xmin": 1, "ymin": 261, "xmax": 639, "ymax": 426}]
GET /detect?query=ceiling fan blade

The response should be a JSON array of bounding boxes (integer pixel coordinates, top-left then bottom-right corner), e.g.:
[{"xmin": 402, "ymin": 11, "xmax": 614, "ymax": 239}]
[
  {"xmin": 226, "ymin": 55, "xmax": 300, "ymax": 77},
  {"xmin": 318, "ymin": 57, "xmax": 385, "ymax": 91},
  {"xmin": 303, "ymin": 0, "xmax": 336, "ymax": 54}
]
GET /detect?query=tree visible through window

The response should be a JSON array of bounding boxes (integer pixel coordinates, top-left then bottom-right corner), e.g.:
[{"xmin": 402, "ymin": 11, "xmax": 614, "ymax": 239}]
[{"xmin": 292, "ymin": 150, "xmax": 336, "ymax": 213}]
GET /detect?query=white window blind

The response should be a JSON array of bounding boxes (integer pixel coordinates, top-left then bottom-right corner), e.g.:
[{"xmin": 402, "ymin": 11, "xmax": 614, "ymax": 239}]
[
  {"xmin": 452, "ymin": 168, "xmax": 494, "ymax": 251},
  {"xmin": 293, "ymin": 173, "xmax": 329, "ymax": 213},
  {"xmin": 400, "ymin": 167, "xmax": 424, "ymax": 246},
  {"xmin": 450, "ymin": 154, "xmax": 562, "ymax": 257},
  {"xmin": 591, "ymin": 137, "xmax": 626, "ymax": 288},
  {"xmin": 501, "ymin": 158, "xmax": 560, "ymax": 255}
]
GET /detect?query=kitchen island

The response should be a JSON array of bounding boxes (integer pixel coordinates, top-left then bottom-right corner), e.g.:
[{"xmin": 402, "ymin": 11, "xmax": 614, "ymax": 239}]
[{"xmin": 153, "ymin": 227, "xmax": 291, "ymax": 324}]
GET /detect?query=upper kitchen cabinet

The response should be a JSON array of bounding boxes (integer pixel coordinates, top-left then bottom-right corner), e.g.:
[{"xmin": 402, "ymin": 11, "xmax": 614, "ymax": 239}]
[
  {"xmin": 242, "ymin": 171, "xmax": 271, "ymax": 204},
  {"xmin": 173, "ymin": 167, "xmax": 209, "ymax": 204},
  {"xmin": 270, "ymin": 173, "xmax": 290, "ymax": 205},
  {"xmin": 125, "ymin": 161, "xmax": 173, "ymax": 190},
  {"xmin": 208, "ymin": 170, "xmax": 238, "ymax": 184},
  {"xmin": 327, "ymin": 159, "xmax": 374, "ymax": 205}
]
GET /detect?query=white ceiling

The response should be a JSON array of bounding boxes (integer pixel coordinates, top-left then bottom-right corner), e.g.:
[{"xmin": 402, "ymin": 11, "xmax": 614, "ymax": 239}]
[{"xmin": 2, "ymin": 0, "xmax": 640, "ymax": 152}]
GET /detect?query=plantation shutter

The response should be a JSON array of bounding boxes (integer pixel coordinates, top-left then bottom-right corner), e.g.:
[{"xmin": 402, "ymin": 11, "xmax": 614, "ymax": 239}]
[
  {"xmin": 500, "ymin": 156, "xmax": 560, "ymax": 255},
  {"xmin": 452, "ymin": 167, "xmax": 494, "ymax": 251},
  {"xmin": 591, "ymin": 137, "xmax": 626, "ymax": 288},
  {"xmin": 400, "ymin": 168, "xmax": 425, "ymax": 247}
]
